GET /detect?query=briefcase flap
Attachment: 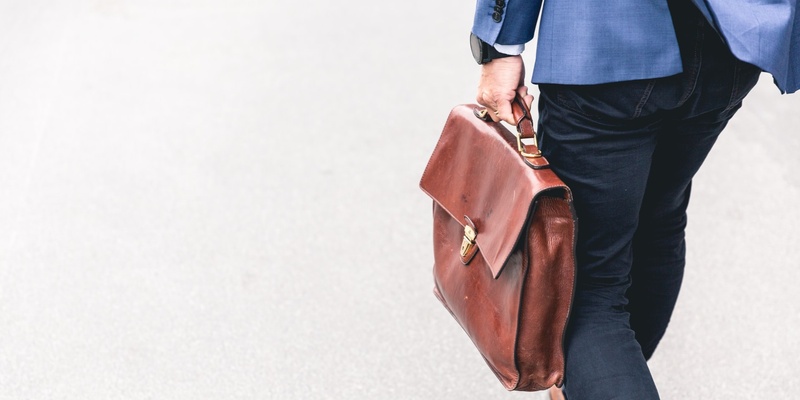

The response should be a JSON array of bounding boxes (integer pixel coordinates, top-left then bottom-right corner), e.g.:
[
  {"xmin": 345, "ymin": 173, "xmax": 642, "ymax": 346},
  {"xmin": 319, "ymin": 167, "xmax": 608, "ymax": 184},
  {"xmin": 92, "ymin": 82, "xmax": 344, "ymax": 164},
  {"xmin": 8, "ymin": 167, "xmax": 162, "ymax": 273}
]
[{"xmin": 420, "ymin": 104, "xmax": 569, "ymax": 279}]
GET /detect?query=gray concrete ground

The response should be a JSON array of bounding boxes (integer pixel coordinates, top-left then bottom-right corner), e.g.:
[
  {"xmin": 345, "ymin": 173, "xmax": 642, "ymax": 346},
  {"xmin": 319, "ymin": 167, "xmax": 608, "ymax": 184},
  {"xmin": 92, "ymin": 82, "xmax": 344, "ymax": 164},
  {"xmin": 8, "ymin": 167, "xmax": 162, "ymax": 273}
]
[{"xmin": 0, "ymin": 1, "xmax": 798, "ymax": 399}]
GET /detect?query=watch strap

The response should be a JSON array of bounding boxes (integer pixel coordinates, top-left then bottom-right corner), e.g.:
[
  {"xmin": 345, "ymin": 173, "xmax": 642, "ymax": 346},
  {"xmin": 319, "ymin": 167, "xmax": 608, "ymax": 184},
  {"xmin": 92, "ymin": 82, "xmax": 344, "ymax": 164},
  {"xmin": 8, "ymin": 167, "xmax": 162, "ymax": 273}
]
[{"xmin": 482, "ymin": 43, "xmax": 513, "ymax": 64}]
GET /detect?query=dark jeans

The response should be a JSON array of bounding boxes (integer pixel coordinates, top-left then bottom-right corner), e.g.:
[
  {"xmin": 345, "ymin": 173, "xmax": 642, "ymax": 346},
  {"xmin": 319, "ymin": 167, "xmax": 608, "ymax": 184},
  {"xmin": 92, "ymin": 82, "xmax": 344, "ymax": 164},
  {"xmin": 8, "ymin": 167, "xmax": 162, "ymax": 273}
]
[{"xmin": 536, "ymin": 1, "xmax": 760, "ymax": 399}]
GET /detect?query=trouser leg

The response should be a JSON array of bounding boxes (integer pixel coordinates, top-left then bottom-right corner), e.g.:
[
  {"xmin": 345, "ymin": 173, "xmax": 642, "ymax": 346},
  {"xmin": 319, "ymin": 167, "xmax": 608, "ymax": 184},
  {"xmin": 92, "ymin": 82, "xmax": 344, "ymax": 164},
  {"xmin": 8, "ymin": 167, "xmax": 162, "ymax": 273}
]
[
  {"xmin": 537, "ymin": 81, "xmax": 664, "ymax": 400},
  {"xmin": 537, "ymin": 91, "xmax": 756, "ymax": 400},
  {"xmin": 627, "ymin": 110, "xmax": 733, "ymax": 359},
  {"xmin": 626, "ymin": 0, "xmax": 762, "ymax": 358}
]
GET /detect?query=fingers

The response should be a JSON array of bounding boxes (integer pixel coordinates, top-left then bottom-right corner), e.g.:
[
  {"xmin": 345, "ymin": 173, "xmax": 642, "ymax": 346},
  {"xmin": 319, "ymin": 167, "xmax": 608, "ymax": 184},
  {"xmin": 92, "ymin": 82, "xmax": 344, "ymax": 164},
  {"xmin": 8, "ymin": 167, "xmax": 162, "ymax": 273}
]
[
  {"xmin": 476, "ymin": 90, "xmax": 514, "ymax": 123},
  {"xmin": 495, "ymin": 99, "xmax": 514, "ymax": 124},
  {"xmin": 476, "ymin": 91, "xmax": 493, "ymax": 120},
  {"xmin": 516, "ymin": 86, "xmax": 534, "ymax": 110},
  {"xmin": 476, "ymin": 91, "xmax": 504, "ymax": 123},
  {"xmin": 476, "ymin": 87, "xmax": 535, "ymax": 124},
  {"xmin": 476, "ymin": 56, "xmax": 526, "ymax": 124}
]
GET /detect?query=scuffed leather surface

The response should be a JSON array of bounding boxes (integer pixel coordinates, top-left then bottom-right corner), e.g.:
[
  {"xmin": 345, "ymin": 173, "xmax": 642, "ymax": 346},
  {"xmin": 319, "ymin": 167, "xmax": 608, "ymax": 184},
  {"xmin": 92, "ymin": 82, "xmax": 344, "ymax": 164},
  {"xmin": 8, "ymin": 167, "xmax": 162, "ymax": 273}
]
[
  {"xmin": 514, "ymin": 196, "xmax": 575, "ymax": 390},
  {"xmin": 420, "ymin": 105, "xmax": 564, "ymax": 278},
  {"xmin": 421, "ymin": 104, "xmax": 577, "ymax": 391}
]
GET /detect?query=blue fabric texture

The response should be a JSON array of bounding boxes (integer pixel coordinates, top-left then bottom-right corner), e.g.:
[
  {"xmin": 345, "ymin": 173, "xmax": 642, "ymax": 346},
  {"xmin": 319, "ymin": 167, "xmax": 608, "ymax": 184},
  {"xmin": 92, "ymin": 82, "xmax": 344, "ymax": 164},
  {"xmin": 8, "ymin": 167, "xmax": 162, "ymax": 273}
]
[
  {"xmin": 693, "ymin": 0, "xmax": 799, "ymax": 93},
  {"xmin": 472, "ymin": 0, "xmax": 800, "ymax": 93}
]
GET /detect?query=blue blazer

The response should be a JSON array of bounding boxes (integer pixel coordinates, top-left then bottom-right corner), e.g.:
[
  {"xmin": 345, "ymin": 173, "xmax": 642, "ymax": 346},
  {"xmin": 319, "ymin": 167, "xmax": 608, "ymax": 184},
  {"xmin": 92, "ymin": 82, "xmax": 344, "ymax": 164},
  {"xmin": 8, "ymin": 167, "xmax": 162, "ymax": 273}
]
[{"xmin": 473, "ymin": 0, "xmax": 799, "ymax": 93}]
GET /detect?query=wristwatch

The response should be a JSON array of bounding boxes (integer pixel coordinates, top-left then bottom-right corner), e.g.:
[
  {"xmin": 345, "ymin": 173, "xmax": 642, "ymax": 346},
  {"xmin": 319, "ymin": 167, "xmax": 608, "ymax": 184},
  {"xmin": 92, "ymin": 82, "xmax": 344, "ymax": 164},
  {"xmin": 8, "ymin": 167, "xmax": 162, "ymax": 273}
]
[{"xmin": 470, "ymin": 33, "xmax": 514, "ymax": 65}]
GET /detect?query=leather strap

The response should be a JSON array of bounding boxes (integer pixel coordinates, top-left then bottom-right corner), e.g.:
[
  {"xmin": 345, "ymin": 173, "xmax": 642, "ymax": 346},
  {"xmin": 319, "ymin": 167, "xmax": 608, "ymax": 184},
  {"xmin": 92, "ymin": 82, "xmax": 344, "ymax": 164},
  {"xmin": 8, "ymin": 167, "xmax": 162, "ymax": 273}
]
[
  {"xmin": 510, "ymin": 95, "xmax": 535, "ymax": 139},
  {"xmin": 508, "ymin": 95, "xmax": 547, "ymax": 168},
  {"xmin": 472, "ymin": 94, "xmax": 536, "ymax": 138},
  {"xmin": 472, "ymin": 94, "xmax": 546, "ymax": 167}
]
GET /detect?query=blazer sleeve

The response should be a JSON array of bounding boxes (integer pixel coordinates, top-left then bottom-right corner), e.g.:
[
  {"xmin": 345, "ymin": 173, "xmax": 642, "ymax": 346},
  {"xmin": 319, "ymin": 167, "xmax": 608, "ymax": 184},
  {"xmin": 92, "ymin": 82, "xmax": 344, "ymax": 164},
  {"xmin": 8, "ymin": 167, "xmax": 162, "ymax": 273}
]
[{"xmin": 471, "ymin": 0, "xmax": 543, "ymax": 45}]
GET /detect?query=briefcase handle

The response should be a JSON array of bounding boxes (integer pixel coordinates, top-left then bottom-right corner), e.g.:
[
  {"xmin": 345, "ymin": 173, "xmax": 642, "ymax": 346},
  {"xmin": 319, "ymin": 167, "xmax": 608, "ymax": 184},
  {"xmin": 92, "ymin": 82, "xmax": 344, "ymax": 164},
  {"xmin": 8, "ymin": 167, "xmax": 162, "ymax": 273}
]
[{"xmin": 474, "ymin": 94, "xmax": 544, "ymax": 161}]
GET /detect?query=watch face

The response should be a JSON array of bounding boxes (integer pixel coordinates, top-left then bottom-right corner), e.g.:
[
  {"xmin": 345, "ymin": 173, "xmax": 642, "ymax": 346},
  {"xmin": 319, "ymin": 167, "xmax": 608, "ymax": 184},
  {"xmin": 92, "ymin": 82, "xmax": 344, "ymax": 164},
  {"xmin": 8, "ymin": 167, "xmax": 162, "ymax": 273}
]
[{"xmin": 470, "ymin": 33, "xmax": 484, "ymax": 64}]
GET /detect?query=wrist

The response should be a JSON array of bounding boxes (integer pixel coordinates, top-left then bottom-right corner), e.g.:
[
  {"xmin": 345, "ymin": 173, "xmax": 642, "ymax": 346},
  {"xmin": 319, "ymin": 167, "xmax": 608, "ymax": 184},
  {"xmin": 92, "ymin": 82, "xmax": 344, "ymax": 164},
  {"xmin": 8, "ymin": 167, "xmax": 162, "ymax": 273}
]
[{"xmin": 483, "ymin": 54, "xmax": 522, "ymax": 66}]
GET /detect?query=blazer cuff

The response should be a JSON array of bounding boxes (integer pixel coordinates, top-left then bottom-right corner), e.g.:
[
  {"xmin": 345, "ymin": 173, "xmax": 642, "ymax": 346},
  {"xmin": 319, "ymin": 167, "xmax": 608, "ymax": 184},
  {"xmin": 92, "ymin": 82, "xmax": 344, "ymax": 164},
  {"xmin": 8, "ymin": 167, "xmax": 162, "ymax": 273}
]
[{"xmin": 472, "ymin": 0, "xmax": 540, "ymax": 45}]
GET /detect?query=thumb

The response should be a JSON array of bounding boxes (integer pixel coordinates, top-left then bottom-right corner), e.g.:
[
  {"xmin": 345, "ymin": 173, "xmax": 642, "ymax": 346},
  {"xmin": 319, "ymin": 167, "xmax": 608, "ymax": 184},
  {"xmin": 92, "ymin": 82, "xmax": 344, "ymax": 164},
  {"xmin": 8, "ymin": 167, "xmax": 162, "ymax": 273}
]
[
  {"xmin": 496, "ymin": 98, "xmax": 515, "ymax": 125},
  {"xmin": 516, "ymin": 86, "xmax": 534, "ymax": 111}
]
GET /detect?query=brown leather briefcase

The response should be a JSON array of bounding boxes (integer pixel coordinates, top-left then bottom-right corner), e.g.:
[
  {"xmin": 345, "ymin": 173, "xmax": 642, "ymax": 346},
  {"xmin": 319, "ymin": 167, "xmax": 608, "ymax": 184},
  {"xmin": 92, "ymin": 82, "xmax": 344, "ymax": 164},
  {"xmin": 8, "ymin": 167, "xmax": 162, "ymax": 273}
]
[{"xmin": 419, "ymin": 97, "xmax": 577, "ymax": 391}]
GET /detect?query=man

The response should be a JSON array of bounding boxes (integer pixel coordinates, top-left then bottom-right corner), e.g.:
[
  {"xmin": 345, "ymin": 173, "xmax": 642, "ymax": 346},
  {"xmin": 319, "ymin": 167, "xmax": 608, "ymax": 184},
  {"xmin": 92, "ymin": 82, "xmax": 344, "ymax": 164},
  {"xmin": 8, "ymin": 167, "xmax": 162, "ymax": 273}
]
[{"xmin": 470, "ymin": 0, "xmax": 798, "ymax": 398}]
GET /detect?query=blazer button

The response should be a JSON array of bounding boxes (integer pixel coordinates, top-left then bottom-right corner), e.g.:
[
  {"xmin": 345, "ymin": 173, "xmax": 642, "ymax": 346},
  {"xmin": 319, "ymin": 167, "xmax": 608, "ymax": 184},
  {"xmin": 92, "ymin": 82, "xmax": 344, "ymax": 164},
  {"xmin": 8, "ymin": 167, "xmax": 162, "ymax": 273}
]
[
  {"xmin": 494, "ymin": 5, "xmax": 503, "ymax": 12},
  {"xmin": 492, "ymin": 11, "xmax": 502, "ymax": 22},
  {"xmin": 496, "ymin": 0, "xmax": 505, "ymax": 6}
]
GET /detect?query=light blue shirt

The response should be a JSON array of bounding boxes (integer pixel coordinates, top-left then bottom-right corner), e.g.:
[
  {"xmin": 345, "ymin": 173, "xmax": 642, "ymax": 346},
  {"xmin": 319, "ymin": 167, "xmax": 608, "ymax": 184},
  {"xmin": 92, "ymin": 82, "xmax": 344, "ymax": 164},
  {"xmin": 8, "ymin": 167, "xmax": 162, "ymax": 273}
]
[{"xmin": 473, "ymin": 0, "xmax": 799, "ymax": 93}]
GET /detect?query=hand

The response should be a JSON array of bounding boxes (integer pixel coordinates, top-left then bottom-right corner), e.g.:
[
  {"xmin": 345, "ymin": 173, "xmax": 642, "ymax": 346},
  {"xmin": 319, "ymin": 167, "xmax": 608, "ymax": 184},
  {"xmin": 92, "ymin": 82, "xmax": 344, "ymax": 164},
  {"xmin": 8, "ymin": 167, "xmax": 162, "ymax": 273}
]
[{"xmin": 476, "ymin": 55, "xmax": 534, "ymax": 124}]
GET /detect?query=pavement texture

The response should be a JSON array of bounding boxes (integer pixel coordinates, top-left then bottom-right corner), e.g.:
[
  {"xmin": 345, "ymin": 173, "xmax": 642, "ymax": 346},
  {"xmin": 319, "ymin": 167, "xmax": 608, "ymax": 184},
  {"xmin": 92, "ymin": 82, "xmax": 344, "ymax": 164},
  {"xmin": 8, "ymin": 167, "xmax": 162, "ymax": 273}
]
[{"xmin": 0, "ymin": 1, "xmax": 799, "ymax": 399}]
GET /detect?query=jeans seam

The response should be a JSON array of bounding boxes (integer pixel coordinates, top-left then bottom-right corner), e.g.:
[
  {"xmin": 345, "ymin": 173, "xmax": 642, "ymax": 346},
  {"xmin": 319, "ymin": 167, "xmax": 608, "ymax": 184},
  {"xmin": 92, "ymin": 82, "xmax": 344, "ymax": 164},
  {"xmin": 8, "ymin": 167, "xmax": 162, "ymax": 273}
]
[
  {"xmin": 678, "ymin": 27, "xmax": 704, "ymax": 106},
  {"xmin": 632, "ymin": 80, "xmax": 656, "ymax": 119},
  {"xmin": 725, "ymin": 62, "xmax": 742, "ymax": 111}
]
